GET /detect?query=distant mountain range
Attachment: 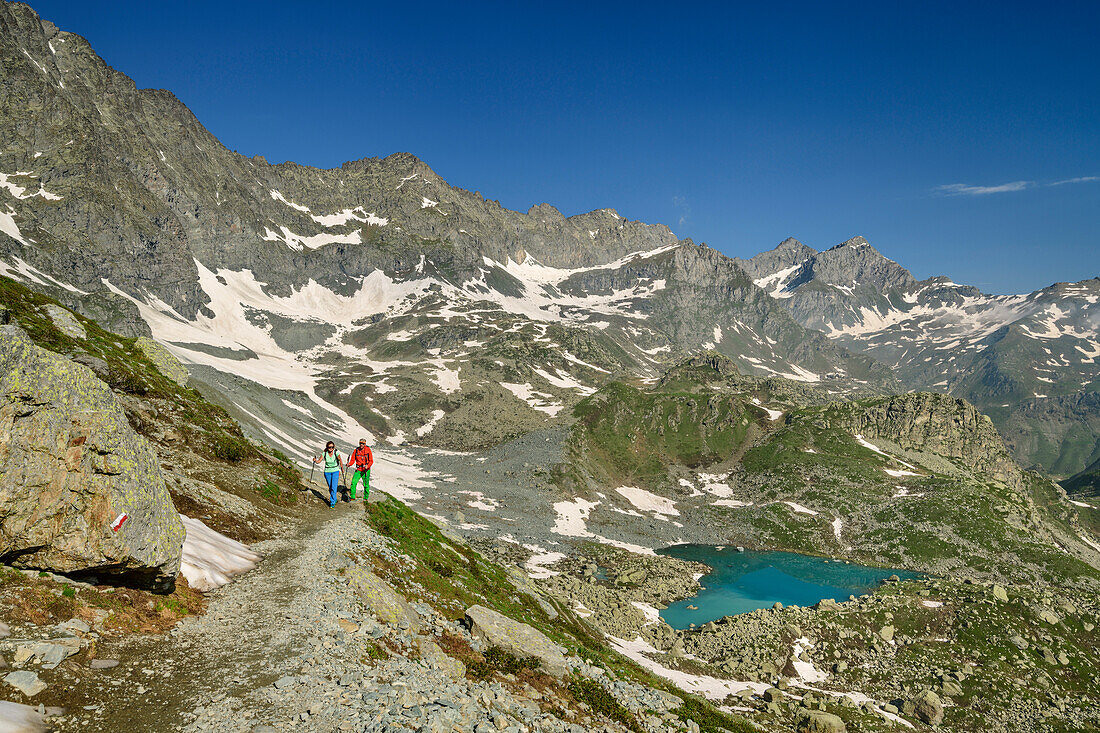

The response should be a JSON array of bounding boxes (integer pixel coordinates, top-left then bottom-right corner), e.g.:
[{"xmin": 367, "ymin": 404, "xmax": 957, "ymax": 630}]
[{"xmin": 1, "ymin": 0, "xmax": 1097, "ymax": 482}]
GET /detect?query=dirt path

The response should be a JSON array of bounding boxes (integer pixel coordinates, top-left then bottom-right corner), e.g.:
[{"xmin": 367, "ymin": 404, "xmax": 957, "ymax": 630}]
[{"xmin": 51, "ymin": 493, "xmax": 374, "ymax": 732}]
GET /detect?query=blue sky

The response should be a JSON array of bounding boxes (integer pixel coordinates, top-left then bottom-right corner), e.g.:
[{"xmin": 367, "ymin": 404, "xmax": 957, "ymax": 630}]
[{"xmin": 33, "ymin": 0, "xmax": 1099, "ymax": 293}]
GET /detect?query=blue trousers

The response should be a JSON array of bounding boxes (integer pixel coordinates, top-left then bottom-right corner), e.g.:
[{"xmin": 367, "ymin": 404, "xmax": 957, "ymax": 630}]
[{"xmin": 325, "ymin": 470, "xmax": 340, "ymax": 507}]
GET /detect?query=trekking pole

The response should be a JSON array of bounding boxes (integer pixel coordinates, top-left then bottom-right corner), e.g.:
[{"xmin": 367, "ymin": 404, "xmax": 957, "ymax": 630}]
[{"xmin": 308, "ymin": 460, "xmax": 316, "ymax": 485}]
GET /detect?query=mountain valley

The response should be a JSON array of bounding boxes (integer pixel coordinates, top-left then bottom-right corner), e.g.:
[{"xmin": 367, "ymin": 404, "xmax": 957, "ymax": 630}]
[{"xmin": 1, "ymin": 2, "xmax": 1099, "ymax": 732}]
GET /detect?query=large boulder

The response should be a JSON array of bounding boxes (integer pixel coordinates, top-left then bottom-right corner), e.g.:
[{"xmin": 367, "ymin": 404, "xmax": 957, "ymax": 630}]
[
  {"xmin": 135, "ymin": 337, "xmax": 189, "ymax": 386},
  {"xmin": 911, "ymin": 689, "xmax": 944, "ymax": 725},
  {"xmin": 465, "ymin": 604, "xmax": 569, "ymax": 676},
  {"xmin": 796, "ymin": 709, "xmax": 847, "ymax": 733},
  {"xmin": 346, "ymin": 566, "xmax": 420, "ymax": 632},
  {"xmin": 0, "ymin": 326, "xmax": 184, "ymax": 587}
]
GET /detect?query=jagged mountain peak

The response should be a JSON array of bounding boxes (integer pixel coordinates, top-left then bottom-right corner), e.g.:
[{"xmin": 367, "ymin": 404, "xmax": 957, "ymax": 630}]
[
  {"xmin": 825, "ymin": 234, "xmax": 874, "ymax": 251},
  {"xmin": 731, "ymin": 237, "xmax": 815, "ymax": 282},
  {"xmin": 797, "ymin": 235, "xmax": 916, "ymax": 290}
]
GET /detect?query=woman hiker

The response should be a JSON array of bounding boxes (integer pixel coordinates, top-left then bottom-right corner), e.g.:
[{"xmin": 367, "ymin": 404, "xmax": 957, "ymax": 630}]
[
  {"xmin": 348, "ymin": 438, "xmax": 374, "ymax": 501},
  {"xmin": 313, "ymin": 441, "xmax": 344, "ymax": 508}
]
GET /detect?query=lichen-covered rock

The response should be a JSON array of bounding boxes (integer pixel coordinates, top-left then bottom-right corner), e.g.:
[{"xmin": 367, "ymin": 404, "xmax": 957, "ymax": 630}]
[
  {"xmin": 912, "ymin": 688, "xmax": 944, "ymax": 725},
  {"xmin": 42, "ymin": 304, "xmax": 86, "ymax": 340},
  {"xmin": 346, "ymin": 566, "xmax": 420, "ymax": 631},
  {"xmin": 135, "ymin": 337, "xmax": 189, "ymax": 386},
  {"xmin": 796, "ymin": 709, "xmax": 847, "ymax": 733},
  {"xmin": 0, "ymin": 325, "xmax": 184, "ymax": 587},
  {"xmin": 465, "ymin": 604, "xmax": 569, "ymax": 676}
]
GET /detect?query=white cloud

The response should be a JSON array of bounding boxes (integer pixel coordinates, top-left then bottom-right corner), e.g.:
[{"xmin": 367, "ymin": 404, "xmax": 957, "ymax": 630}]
[
  {"xmin": 935, "ymin": 181, "xmax": 1033, "ymax": 196},
  {"xmin": 935, "ymin": 175, "xmax": 1098, "ymax": 196},
  {"xmin": 1049, "ymin": 176, "xmax": 1100, "ymax": 186}
]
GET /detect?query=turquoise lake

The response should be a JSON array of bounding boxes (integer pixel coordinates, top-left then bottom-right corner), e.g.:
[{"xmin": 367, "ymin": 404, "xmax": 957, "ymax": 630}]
[{"xmin": 657, "ymin": 545, "xmax": 918, "ymax": 629}]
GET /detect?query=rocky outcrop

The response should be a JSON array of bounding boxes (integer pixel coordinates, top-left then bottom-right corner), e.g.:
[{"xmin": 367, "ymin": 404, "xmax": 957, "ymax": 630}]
[
  {"xmin": 806, "ymin": 392, "xmax": 1020, "ymax": 485},
  {"xmin": 464, "ymin": 604, "xmax": 569, "ymax": 676},
  {"xmin": 0, "ymin": 325, "xmax": 184, "ymax": 587}
]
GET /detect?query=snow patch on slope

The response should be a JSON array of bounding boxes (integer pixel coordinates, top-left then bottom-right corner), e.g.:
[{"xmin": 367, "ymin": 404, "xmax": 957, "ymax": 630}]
[{"xmin": 179, "ymin": 515, "xmax": 261, "ymax": 591}]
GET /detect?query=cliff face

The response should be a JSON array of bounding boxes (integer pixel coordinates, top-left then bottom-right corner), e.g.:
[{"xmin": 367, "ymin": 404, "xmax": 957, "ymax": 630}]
[{"xmin": 804, "ymin": 392, "xmax": 1021, "ymax": 486}]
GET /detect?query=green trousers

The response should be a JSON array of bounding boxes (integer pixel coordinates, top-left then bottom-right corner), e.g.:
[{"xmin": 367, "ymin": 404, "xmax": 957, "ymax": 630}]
[{"xmin": 350, "ymin": 469, "xmax": 370, "ymax": 500}]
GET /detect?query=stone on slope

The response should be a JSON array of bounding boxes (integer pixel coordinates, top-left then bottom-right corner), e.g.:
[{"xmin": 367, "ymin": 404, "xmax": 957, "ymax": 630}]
[
  {"xmin": 346, "ymin": 566, "xmax": 420, "ymax": 631},
  {"xmin": 796, "ymin": 709, "xmax": 847, "ymax": 733},
  {"xmin": 3, "ymin": 670, "xmax": 46, "ymax": 697},
  {"xmin": 464, "ymin": 604, "xmax": 569, "ymax": 676},
  {"xmin": 0, "ymin": 700, "xmax": 50, "ymax": 732},
  {"xmin": 417, "ymin": 638, "xmax": 466, "ymax": 681},
  {"xmin": 135, "ymin": 337, "xmax": 189, "ymax": 386},
  {"xmin": 0, "ymin": 325, "xmax": 185, "ymax": 587},
  {"xmin": 43, "ymin": 304, "xmax": 86, "ymax": 340},
  {"xmin": 912, "ymin": 689, "xmax": 944, "ymax": 725}
]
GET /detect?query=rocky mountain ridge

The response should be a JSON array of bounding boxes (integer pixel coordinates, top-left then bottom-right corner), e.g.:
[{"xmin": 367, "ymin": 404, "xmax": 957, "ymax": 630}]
[
  {"xmin": 742, "ymin": 237, "xmax": 1100, "ymax": 477},
  {"xmin": 3, "ymin": 0, "xmax": 1097, "ymax": 483}
]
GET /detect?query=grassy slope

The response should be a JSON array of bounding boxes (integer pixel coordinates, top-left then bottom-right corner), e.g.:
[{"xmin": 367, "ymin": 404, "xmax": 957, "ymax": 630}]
[
  {"xmin": 364, "ymin": 497, "xmax": 754, "ymax": 733},
  {"xmin": 566, "ymin": 380, "xmax": 758, "ymax": 489}
]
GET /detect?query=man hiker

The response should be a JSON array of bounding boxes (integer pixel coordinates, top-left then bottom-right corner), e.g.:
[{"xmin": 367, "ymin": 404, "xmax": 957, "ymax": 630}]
[
  {"xmin": 313, "ymin": 441, "xmax": 344, "ymax": 508},
  {"xmin": 348, "ymin": 438, "xmax": 374, "ymax": 501}
]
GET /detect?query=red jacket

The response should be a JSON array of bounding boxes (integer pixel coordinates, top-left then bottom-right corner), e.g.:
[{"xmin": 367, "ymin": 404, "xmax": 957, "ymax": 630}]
[{"xmin": 349, "ymin": 446, "xmax": 373, "ymax": 470}]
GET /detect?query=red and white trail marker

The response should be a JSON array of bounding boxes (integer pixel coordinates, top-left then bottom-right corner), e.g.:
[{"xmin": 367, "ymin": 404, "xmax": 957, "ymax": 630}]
[{"xmin": 111, "ymin": 512, "xmax": 129, "ymax": 532}]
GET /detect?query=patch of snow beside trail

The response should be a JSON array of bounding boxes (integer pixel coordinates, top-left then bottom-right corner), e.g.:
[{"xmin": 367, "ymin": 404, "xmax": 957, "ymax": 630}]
[
  {"xmin": 270, "ymin": 189, "xmax": 310, "ymax": 212},
  {"xmin": 532, "ymin": 366, "xmax": 595, "ymax": 394},
  {"xmin": 608, "ymin": 636, "xmax": 767, "ymax": 700},
  {"xmin": 922, "ymin": 600, "xmax": 943, "ymax": 608},
  {"xmin": 460, "ymin": 491, "xmax": 499, "ymax": 512},
  {"xmin": 696, "ymin": 472, "xmax": 733, "ymax": 498},
  {"xmin": 786, "ymin": 638, "xmax": 915, "ymax": 727},
  {"xmin": 1081, "ymin": 534, "xmax": 1100, "ymax": 553},
  {"xmin": 760, "ymin": 405, "xmax": 784, "ymax": 421},
  {"xmin": 832, "ymin": 517, "xmax": 843, "ymax": 540},
  {"xmin": 893, "ymin": 486, "xmax": 924, "ymax": 498},
  {"xmin": 0, "ymin": 255, "xmax": 87, "ymax": 293},
  {"xmin": 553, "ymin": 498, "xmax": 601, "ymax": 536},
  {"xmin": 0, "ymin": 701, "xmax": 49, "ymax": 733},
  {"xmin": 631, "ymin": 601, "xmax": 661, "ymax": 625},
  {"xmin": 790, "ymin": 637, "xmax": 828, "ymax": 683},
  {"xmin": 262, "ymin": 225, "xmax": 363, "ymax": 251},
  {"xmin": 430, "ymin": 363, "xmax": 461, "ymax": 394},
  {"xmin": 783, "ymin": 501, "xmax": 819, "ymax": 516},
  {"xmin": 180, "ymin": 515, "xmax": 262, "ymax": 591},
  {"xmin": 616, "ymin": 486, "xmax": 679, "ymax": 516},
  {"xmin": 0, "ymin": 171, "xmax": 62, "ymax": 201},
  {"xmin": 1070, "ymin": 499, "xmax": 1095, "ymax": 509},
  {"xmin": 0, "ymin": 206, "xmax": 32, "ymax": 246},
  {"xmin": 855, "ymin": 434, "xmax": 920, "ymax": 471}
]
